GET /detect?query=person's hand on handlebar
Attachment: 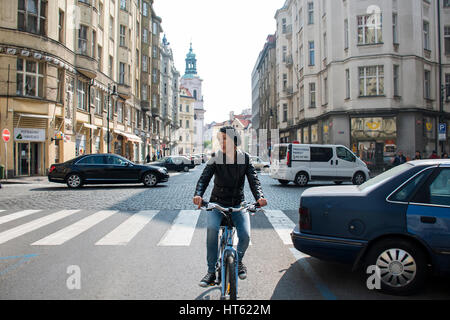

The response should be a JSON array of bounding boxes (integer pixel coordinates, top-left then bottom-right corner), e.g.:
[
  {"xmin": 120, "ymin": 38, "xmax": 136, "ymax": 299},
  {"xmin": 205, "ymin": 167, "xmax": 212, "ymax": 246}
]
[
  {"xmin": 257, "ymin": 198, "xmax": 268, "ymax": 208},
  {"xmin": 193, "ymin": 196, "xmax": 203, "ymax": 209}
]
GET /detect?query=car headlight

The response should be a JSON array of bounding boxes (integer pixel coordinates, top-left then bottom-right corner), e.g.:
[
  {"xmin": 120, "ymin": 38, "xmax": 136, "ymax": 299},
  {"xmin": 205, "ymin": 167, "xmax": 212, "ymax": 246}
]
[{"xmin": 158, "ymin": 167, "xmax": 167, "ymax": 173}]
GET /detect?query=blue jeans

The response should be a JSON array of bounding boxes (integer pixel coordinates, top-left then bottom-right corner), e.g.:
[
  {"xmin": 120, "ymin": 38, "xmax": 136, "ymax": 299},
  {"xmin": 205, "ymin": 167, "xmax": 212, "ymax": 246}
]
[{"xmin": 206, "ymin": 208, "xmax": 251, "ymax": 273}]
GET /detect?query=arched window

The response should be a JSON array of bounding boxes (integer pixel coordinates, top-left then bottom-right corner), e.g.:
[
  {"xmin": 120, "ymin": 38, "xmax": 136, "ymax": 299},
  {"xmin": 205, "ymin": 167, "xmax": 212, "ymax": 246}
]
[{"xmin": 193, "ymin": 90, "xmax": 197, "ymax": 100}]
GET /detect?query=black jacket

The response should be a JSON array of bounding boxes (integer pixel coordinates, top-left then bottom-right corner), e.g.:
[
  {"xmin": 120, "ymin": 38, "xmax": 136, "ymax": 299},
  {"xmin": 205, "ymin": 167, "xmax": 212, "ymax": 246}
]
[{"xmin": 194, "ymin": 150, "xmax": 264, "ymax": 207}]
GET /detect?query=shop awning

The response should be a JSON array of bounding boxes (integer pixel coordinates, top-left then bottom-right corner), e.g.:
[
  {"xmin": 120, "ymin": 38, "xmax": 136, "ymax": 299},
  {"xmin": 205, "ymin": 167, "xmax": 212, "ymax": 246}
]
[
  {"xmin": 83, "ymin": 123, "xmax": 98, "ymax": 130},
  {"xmin": 113, "ymin": 129, "xmax": 142, "ymax": 143},
  {"xmin": 18, "ymin": 113, "xmax": 52, "ymax": 119}
]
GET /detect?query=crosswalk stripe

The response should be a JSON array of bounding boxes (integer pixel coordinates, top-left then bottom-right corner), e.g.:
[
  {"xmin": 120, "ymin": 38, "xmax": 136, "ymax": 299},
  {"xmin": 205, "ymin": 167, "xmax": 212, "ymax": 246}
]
[
  {"xmin": 158, "ymin": 210, "xmax": 200, "ymax": 246},
  {"xmin": 0, "ymin": 210, "xmax": 41, "ymax": 226},
  {"xmin": 263, "ymin": 210, "xmax": 296, "ymax": 245},
  {"xmin": 32, "ymin": 210, "xmax": 117, "ymax": 246},
  {"xmin": 95, "ymin": 210, "xmax": 159, "ymax": 246},
  {"xmin": 0, "ymin": 210, "xmax": 81, "ymax": 244}
]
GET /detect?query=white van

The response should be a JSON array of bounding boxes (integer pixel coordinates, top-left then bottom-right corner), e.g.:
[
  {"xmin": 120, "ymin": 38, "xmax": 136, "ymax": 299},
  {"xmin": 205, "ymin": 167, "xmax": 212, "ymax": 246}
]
[{"xmin": 270, "ymin": 143, "xmax": 370, "ymax": 186}]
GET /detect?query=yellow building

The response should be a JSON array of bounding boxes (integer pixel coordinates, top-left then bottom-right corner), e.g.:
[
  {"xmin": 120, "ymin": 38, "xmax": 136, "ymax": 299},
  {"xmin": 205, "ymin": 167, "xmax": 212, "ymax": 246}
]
[{"xmin": 0, "ymin": 0, "xmax": 163, "ymax": 177}]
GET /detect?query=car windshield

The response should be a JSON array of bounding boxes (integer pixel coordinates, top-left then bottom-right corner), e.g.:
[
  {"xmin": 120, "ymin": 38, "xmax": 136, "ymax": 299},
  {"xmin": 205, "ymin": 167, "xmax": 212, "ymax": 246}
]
[{"xmin": 358, "ymin": 163, "xmax": 413, "ymax": 191}]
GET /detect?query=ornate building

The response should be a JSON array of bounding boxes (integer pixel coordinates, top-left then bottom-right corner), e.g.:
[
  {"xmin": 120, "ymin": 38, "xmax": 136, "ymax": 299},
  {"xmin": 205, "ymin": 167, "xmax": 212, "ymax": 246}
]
[{"xmin": 180, "ymin": 43, "xmax": 206, "ymax": 154}]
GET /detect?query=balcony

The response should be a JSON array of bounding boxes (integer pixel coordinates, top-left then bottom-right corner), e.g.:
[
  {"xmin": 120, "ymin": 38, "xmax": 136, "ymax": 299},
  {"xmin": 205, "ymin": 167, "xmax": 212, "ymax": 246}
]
[
  {"xmin": 141, "ymin": 100, "xmax": 150, "ymax": 112},
  {"xmin": 283, "ymin": 86, "xmax": 294, "ymax": 98},
  {"xmin": 151, "ymin": 107, "xmax": 160, "ymax": 117},
  {"xmin": 75, "ymin": 54, "xmax": 98, "ymax": 79},
  {"xmin": 117, "ymin": 83, "xmax": 132, "ymax": 100},
  {"xmin": 282, "ymin": 25, "xmax": 292, "ymax": 38},
  {"xmin": 285, "ymin": 54, "xmax": 293, "ymax": 68}
]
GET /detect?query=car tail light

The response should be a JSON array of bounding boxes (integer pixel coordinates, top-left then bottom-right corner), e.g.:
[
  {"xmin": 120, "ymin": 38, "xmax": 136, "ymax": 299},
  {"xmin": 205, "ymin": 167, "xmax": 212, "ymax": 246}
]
[
  {"xmin": 287, "ymin": 150, "xmax": 291, "ymax": 167},
  {"xmin": 299, "ymin": 207, "xmax": 311, "ymax": 231},
  {"xmin": 49, "ymin": 165, "xmax": 56, "ymax": 174}
]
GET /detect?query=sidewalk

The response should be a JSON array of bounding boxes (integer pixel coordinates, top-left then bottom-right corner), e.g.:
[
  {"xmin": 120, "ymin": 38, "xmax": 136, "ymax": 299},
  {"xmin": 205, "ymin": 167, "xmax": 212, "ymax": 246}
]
[{"xmin": 0, "ymin": 176, "xmax": 48, "ymax": 185}]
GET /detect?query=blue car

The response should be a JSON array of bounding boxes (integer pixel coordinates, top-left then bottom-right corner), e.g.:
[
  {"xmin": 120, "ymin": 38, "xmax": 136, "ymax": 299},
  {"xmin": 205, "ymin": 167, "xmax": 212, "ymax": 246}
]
[{"xmin": 291, "ymin": 160, "xmax": 450, "ymax": 295}]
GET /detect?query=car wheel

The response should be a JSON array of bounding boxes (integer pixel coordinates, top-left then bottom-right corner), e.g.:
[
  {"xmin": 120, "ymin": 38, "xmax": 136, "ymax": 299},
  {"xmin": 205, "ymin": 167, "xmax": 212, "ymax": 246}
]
[
  {"xmin": 278, "ymin": 179, "xmax": 290, "ymax": 185},
  {"xmin": 183, "ymin": 166, "xmax": 189, "ymax": 172},
  {"xmin": 364, "ymin": 238, "xmax": 429, "ymax": 295},
  {"xmin": 352, "ymin": 172, "xmax": 366, "ymax": 185},
  {"xmin": 294, "ymin": 172, "xmax": 309, "ymax": 187},
  {"xmin": 66, "ymin": 174, "xmax": 83, "ymax": 189},
  {"xmin": 143, "ymin": 173, "xmax": 158, "ymax": 187}
]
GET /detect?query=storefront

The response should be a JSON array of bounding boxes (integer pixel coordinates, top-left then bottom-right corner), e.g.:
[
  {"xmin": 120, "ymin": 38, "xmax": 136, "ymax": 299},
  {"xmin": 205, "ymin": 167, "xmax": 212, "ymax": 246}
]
[
  {"xmin": 13, "ymin": 127, "xmax": 46, "ymax": 176},
  {"xmin": 351, "ymin": 117, "xmax": 397, "ymax": 170}
]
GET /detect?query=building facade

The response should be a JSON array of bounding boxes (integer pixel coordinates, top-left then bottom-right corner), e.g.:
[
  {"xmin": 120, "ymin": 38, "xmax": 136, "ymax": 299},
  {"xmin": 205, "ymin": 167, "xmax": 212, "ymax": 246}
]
[
  {"xmin": 0, "ymin": 0, "xmax": 168, "ymax": 177},
  {"xmin": 177, "ymin": 86, "xmax": 195, "ymax": 155},
  {"xmin": 270, "ymin": 0, "xmax": 450, "ymax": 170}
]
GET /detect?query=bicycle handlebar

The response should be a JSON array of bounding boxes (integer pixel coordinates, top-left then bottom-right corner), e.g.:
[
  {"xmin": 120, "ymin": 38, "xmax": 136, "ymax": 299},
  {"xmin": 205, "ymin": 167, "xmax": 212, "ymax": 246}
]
[{"xmin": 200, "ymin": 201, "xmax": 262, "ymax": 214}]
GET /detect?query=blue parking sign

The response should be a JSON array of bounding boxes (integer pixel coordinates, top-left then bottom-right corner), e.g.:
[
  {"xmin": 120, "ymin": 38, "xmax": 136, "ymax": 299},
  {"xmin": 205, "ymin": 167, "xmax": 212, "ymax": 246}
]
[{"xmin": 439, "ymin": 123, "xmax": 447, "ymax": 141}]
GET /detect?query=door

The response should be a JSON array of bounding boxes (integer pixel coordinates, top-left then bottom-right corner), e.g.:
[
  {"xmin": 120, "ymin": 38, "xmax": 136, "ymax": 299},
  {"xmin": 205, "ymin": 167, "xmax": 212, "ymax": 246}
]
[
  {"xmin": 75, "ymin": 155, "xmax": 107, "ymax": 181},
  {"xmin": 30, "ymin": 142, "xmax": 40, "ymax": 175},
  {"xmin": 17, "ymin": 143, "xmax": 29, "ymax": 176},
  {"xmin": 407, "ymin": 167, "xmax": 450, "ymax": 252},
  {"xmin": 309, "ymin": 146, "xmax": 335, "ymax": 180},
  {"xmin": 105, "ymin": 155, "xmax": 140, "ymax": 181},
  {"xmin": 335, "ymin": 146, "xmax": 357, "ymax": 180}
]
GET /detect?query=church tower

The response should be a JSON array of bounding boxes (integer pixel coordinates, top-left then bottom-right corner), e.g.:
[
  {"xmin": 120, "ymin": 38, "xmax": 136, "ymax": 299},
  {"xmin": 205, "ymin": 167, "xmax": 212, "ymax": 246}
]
[{"xmin": 180, "ymin": 43, "xmax": 205, "ymax": 154}]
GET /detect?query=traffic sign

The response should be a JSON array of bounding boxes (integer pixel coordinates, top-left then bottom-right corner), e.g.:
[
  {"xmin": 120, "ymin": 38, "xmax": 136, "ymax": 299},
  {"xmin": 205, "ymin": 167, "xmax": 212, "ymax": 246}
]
[
  {"xmin": 439, "ymin": 123, "xmax": 447, "ymax": 142},
  {"xmin": 2, "ymin": 129, "xmax": 10, "ymax": 143}
]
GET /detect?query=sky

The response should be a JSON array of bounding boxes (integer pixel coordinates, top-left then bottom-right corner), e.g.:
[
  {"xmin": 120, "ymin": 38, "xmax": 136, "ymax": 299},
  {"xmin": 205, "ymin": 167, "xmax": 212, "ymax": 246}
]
[{"xmin": 153, "ymin": 0, "xmax": 285, "ymax": 124}]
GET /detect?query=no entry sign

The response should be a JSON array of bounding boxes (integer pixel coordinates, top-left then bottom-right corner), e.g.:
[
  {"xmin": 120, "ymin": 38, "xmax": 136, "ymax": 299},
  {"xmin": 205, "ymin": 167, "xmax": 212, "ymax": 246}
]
[{"xmin": 2, "ymin": 129, "xmax": 10, "ymax": 143}]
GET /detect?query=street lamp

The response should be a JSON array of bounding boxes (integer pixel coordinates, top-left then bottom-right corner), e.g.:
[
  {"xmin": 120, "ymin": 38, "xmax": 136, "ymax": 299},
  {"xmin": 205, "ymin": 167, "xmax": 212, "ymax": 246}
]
[{"xmin": 107, "ymin": 84, "xmax": 117, "ymax": 154}]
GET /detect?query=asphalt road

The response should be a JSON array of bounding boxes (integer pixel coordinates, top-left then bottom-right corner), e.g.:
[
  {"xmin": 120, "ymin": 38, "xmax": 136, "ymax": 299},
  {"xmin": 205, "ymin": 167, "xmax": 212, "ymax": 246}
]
[{"xmin": 0, "ymin": 165, "xmax": 449, "ymax": 300}]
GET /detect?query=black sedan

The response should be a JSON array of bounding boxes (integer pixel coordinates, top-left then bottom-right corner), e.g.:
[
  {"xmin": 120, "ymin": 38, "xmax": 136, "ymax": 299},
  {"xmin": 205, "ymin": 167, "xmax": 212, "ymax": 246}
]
[
  {"xmin": 48, "ymin": 154, "xmax": 169, "ymax": 188},
  {"xmin": 149, "ymin": 156, "xmax": 195, "ymax": 172}
]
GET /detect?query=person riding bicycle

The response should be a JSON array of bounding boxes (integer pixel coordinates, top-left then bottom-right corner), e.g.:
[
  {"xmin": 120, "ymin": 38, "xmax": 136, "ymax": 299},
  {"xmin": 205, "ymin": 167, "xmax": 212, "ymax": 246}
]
[{"xmin": 193, "ymin": 126, "xmax": 268, "ymax": 287}]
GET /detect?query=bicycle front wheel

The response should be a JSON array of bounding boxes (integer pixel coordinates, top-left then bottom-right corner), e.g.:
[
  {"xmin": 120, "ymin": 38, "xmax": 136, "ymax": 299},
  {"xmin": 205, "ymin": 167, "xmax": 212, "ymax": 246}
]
[{"xmin": 223, "ymin": 254, "xmax": 237, "ymax": 300}]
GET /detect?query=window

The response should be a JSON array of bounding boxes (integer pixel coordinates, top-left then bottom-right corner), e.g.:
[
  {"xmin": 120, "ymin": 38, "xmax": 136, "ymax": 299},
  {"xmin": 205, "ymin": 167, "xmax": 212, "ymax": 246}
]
[
  {"xmin": 152, "ymin": 68, "xmax": 158, "ymax": 83},
  {"xmin": 336, "ymin": 147, "xmax": 356, "ymax": 163},
  {"xmin": 310, "ymin": 147, "xmax": 333, "ymax": 162},
  {"xmin": 282, "ymin": 46, "xmax": 287, "ymax": 62},
  {"xmin": 153, "ymin": 46, "xmax": 158, "ymax": 58},
  {"xmin": 143, "ymin": 1, "xmax": 148, "ymax": 16},
  {"xmin": 78, "ymin": 25, "xmax": 88, "ymax": 55},
  {"xmin": 106, "ymin": 155, "xmax": 128, "ymax": 166},
  {"xmin": 142, "ymin": 84, "xmax": 147, "ymax": 101},
  {"xmin": 18, "ymin": 0, "xmax": 47, "ymax": 36},
  {"xmin": 91, "ymin": 30, "xmax": 96, "ymax": 58},
  {"xmin": 308, "ymin": 41, "xmax": 315, "ymax": 66},
  {"xmin": 57, "ymin": 68, "xmax": 64, "ymax": 103},
  {"xmin": 143, "ymin": 28, "xmax": 148, "ymax": 43},
  {"xmin": 142, "ymin": 55, "xmax": 148, "ymax": 72},
  {"xmin": 411, "ymin": 169, "xmax": 450, "ymax": 207},
  {"xmin": 77, "ymin": 80, "xmax": 87, "ymax": 111},
  {"xmin": 359, "ymin": 65, "xmax": 384, "ymax": 96},
  {"xmin": 127, "ymin": 107, "xmax": 131, "ymax": 126},
  {"xmin": 120, "ymin": 25, "xmax": 126, "ymax": 47},
  {"xmin": 98, "ymin": 2, "xmax": 103, "ymax": 28},
  {"xmin": 186, "ymin": 120, "xmax": 189, "ymax": 128},
  {"xmin": 393, "ymin": 13, "xmax": 398, "ymax": 44},
  {"xmin": 77, "ymin": 155, "xmax": 106, "ymax": 165},
  {"xmin": 389, "ymin": 168, "xmax": 433, "ymax": 202},
  {"xmin": 345, "ymin": 69, "xmax": 350, "ymax": 99},
  {"xmin": 120, "ymin": 0, "xmax": 126, "ymax": 10},
  {"xmin": 95, "ymin": 89, "xmax": 102, "ymax": 115},
  {"xmin": 109, "ymin": 55, "xmax": 113, "ymax": 78},
  {"xmin": 344, "ymin": 19, "xmax": 349, "ymax": 49},
  {"xmin": 444, "ymin": 0, "xmax": 450, "ymax": 7},
  {"xmin": 109, "ymin": 16, "xmax": 114, "ymax": 39},
  {"xmin": 446, "ymin": 74, "xmax": 450, "ymax": 101},
  {"xmin": 119, "ymin": 62, "xmax": 125, "ymax": 84},
  {"xmin": 309, "ymin": 83, "xmax": 316, "ymax": 108},
  {"xmin": 283, "ymin": 104, "xmax": 288, "ymax": 122},
  {"xmin": 323, "ymin": 77, "xmax": 328, "ymax": 105},
  {"xmin": 444, "ymin": 26, "xmax": 450, "ymax": 55},
  {"xmin": 58, "ymin": 10, "xmax": 64, "ymax": 43},
  {"xmin": 186, "ymin": 105, "xmax": 189, "ymax": 113},
  {"xmin": 153, "ymin": 22, "xmax": 158, "ymax": 35},
  {"xmin": 16, "ymin": 58, "xmax": 44, "ymax": 98},
  {"xmin": 323, "ymin": 33, "xmax": 327, "ymax": 59},
  {"xmin": 424, "ymin": 70, "xmax": 431, "ymax": 99},
  {"xmin": 393, "ymin": 65, "xmax": 400, "ymax": 96},
  {"xmin": 423, "ymin": 21, "xmax": 430, "ymax": 50},
  {"xmin": 357, "ymin": 14, "xmax": 383, "ymax": 45},
  {"xmin": 117, "ymin": 101, "xmax": 123, "ymax": 123},
  {"xmin": 300, "ymin": 85, "xmax": 304, "ymax": 110},
  {"xmin": 98, "ymin": 45, "xmax": 103, "ymax": 71},
  {"xmin": 308, "ymin": 2, "xmax": 314, "ymax": 25}
]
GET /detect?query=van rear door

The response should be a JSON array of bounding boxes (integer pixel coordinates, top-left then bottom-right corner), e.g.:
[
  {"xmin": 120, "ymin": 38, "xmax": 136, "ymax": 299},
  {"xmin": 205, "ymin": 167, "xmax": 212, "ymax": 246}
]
[{"xmin": 272, "ymin": 145, "xmax": 289, "ymax": 167}]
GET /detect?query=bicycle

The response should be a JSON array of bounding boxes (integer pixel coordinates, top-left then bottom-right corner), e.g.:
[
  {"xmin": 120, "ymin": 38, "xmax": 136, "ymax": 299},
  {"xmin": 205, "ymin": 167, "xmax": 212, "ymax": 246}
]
[{"xmin": 200, "ymin": 201, "xmax": 263, "ymax": 300}]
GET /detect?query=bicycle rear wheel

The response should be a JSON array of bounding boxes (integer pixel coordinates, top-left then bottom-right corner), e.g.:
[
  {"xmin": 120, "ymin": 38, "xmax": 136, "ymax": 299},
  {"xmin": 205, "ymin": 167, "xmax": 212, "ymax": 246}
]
[{"xmin": 223, "ymin": 253, "xmax": 237, "ymax": 300}]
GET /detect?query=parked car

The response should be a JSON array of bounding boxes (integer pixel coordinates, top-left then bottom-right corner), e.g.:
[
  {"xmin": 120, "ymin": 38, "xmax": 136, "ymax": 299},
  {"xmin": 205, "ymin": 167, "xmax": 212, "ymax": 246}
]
[
  {"xmin": 291, "ymin": 159, "xmax": 450, "ymax": 295},
  {"xmin": 195, "ymin": 153, "xmax": 208, "ymax": 163},
  {"xmin": 270, "ymin": 143, "xmax": 370, "ymax": 186},
  {"xmin": 191, "ymin": 154, "xmax": 202, "ymax": 165},
  {"xmin": 150, "ymin": 156, "xmax": 195, "ymax": 172},
  {"xmin": 250, "ymin": 156, "xmax": 270, "ymax": 171},
  {"xmin": 48, "ymin": 154, "xmax": 169, "ymax": 188}
]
